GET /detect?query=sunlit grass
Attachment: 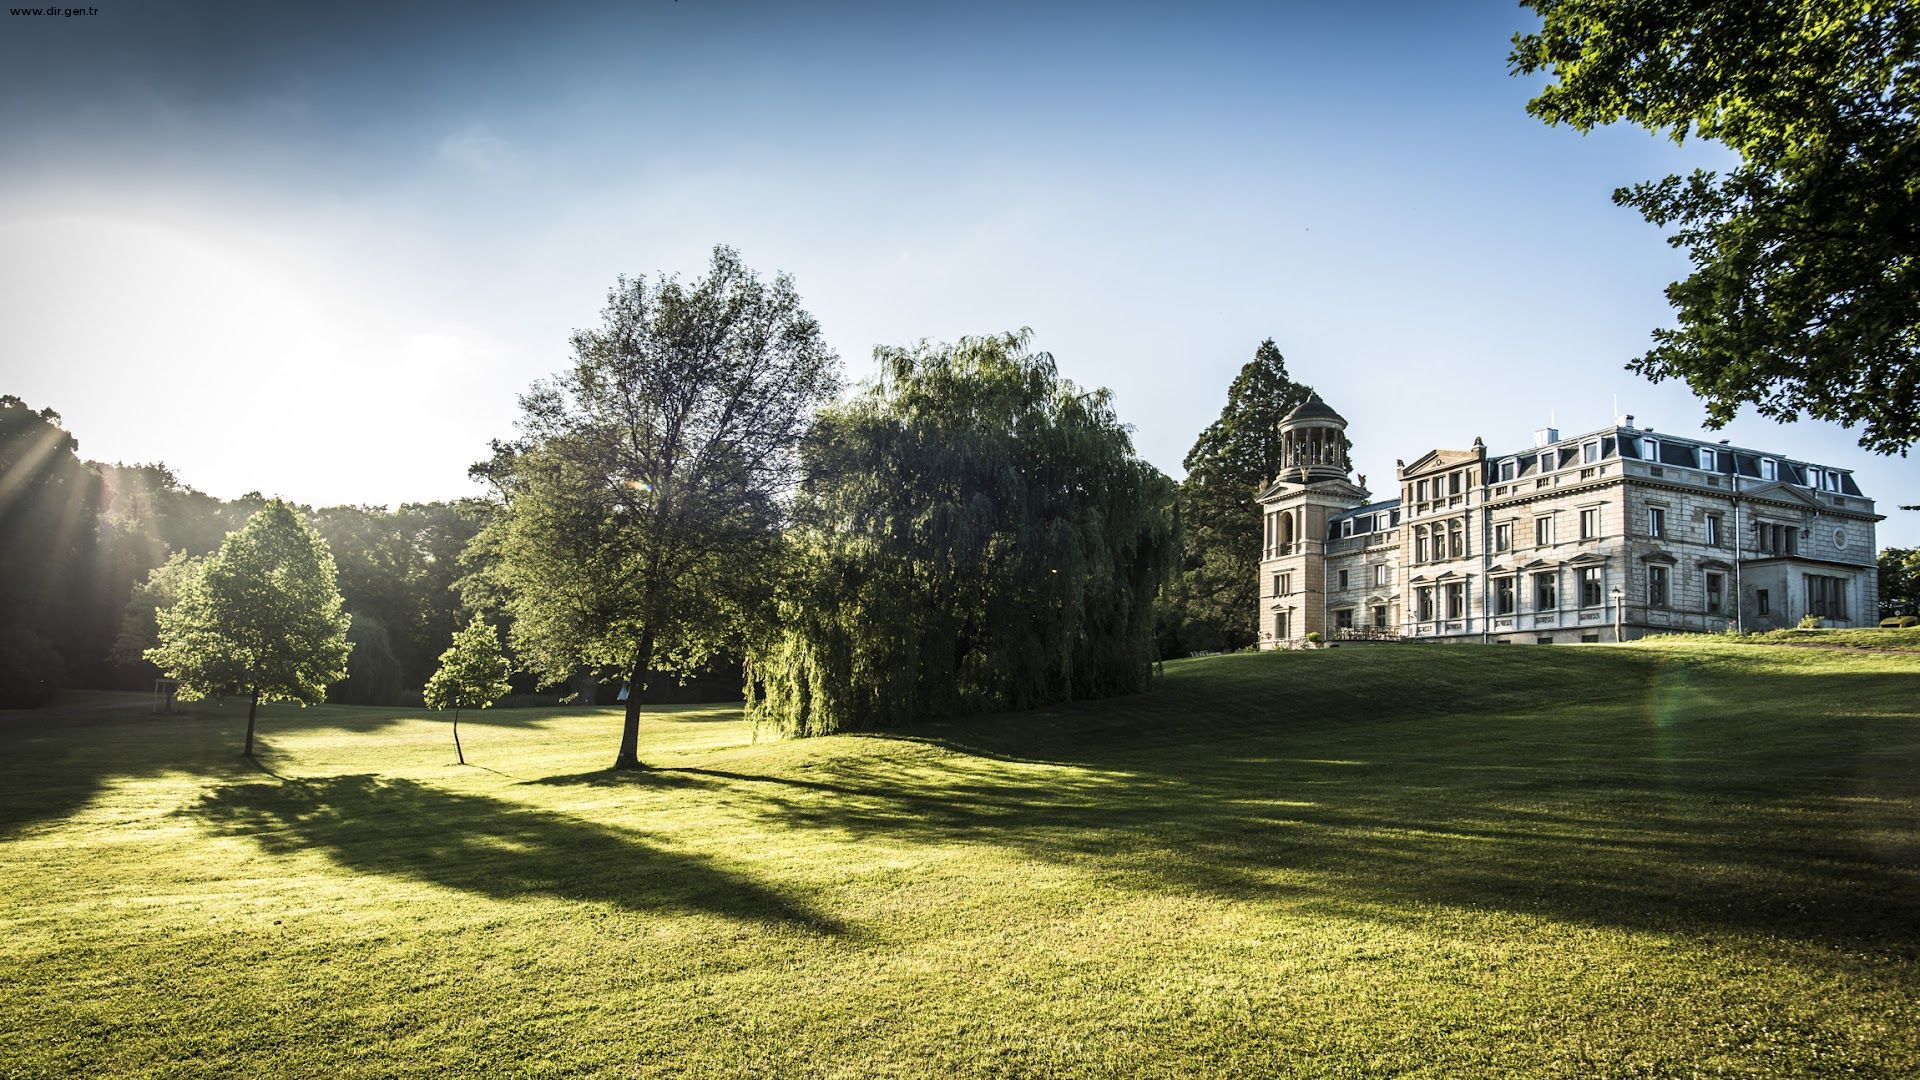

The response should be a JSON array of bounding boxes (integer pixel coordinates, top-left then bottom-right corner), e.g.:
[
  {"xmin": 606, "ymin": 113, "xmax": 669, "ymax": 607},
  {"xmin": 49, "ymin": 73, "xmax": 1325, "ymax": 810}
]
[{"xmin": 3, "ymin": 640, "xmax": 1917, "ymax": 1076}]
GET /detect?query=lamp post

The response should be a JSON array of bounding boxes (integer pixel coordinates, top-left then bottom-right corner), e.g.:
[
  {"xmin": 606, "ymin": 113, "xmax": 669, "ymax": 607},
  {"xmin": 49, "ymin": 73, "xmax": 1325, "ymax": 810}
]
[{"xmin": 1610, "ymin": 585, "xmax": 1625, "ymax": 642}]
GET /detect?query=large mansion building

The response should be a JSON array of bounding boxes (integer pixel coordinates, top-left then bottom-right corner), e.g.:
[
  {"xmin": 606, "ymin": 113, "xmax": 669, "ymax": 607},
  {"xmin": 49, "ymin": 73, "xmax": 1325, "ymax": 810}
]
[{"xmin": 1255, "ymin": 396, "xmax": 1882, "ymax": 647}]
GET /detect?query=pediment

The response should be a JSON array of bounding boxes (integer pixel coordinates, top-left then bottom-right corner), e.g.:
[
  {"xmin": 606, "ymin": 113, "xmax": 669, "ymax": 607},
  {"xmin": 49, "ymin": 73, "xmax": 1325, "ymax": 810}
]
[
  {"xmin": 1400, "ymin": 447, "xmax": 1481, "ymax": 477},
  {"xmin": 1255, "ymin": 476, "xmax": 1373, "ymax": 505},
  {"xmin": 1736, "ymin": 480, "xmax": 1825, "ymax": 509},
  {"xmin": 1567, "ymin": 552, "xmax": 1610, "ymax": 567},
  {"xmin": 1639, "ymin": 551, "xmax": 1678, "ymax": 565},
  {"xmin": 1698, "ymin": 557, "xmax": 1733, "ymax": 571}
]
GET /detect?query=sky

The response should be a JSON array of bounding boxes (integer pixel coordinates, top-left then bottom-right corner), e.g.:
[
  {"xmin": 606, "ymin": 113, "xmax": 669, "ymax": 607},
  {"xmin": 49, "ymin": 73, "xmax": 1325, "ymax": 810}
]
[{"xmin": 1, "ymin": 0, "xmax": 1914, "ymax": 546}]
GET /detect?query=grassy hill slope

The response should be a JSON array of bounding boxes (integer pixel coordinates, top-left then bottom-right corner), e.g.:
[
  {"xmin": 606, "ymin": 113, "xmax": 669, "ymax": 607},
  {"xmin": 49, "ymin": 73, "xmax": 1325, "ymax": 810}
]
[{"xmin": 3, "ymin": 640, "xmax": 1917, "ymax": 1077}]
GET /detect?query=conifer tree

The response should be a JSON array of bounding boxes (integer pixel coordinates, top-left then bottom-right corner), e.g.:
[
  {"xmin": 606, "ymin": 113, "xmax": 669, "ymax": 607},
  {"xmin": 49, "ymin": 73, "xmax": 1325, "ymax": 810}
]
[{"xmin": 1171, "ymin": 340, "xmax": 1315, "ymax": 653}]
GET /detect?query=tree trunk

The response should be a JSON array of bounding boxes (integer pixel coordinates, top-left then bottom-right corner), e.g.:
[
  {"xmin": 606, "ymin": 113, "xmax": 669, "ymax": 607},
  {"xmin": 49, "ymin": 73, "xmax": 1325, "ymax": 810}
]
[
  {"xmin": 453, "ymin": 708, "xmax": 465, "ymax": 765},
  {"xmin": 613, "ymin": 628, "xmax": 656, "ymax": 770},
  {"xmin": 243, "ymin": 690, "xmax": 259, "ymax": 757}
]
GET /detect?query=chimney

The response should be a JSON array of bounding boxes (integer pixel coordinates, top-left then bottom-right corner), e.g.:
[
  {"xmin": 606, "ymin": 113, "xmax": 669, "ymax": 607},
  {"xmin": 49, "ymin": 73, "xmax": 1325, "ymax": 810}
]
[
  {"xmin": 1617, "ymin": 414, "xmax": 1635, "ymax": 428},
  {"xmin": 1533, "ymin": 427, "xmax": 1559, "ymax": 448}
]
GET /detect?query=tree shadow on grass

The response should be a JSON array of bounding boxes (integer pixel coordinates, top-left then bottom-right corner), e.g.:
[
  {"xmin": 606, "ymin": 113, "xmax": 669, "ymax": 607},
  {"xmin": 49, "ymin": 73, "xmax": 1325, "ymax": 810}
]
[
  {"xmin": 190, "ymin": 774, "xmax": 841, "ymax": 932},
  {"xmin": 684, "ymin": 653, "xmax": 1920, "ymax": 949}
]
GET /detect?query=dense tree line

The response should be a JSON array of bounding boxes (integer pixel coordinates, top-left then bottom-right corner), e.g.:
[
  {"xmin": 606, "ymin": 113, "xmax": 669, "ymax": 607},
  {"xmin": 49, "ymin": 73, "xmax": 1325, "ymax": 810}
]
[{"xmin": 0, "ymin": 395, "xmax": 483, "ymax": 707}]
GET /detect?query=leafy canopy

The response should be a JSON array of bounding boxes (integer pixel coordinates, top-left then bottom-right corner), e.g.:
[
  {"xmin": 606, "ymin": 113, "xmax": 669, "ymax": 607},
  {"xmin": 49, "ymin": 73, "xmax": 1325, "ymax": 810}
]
[
  {"xmin": 423, "ymin": 614, "xmax": 513, "ymax": 712},
  {"xmin": 468, "ymin": 245, "xmax": 842, "ymax": 685},
  {"xmin": 1512, "ymin": 0, "xmax": 1920, "ymax": 453},
  {"xmin": 749, "ymin": 332, "xmax": 1177, "ymax": 736},
  {"xmin": 147, "ymin": 500, "xmax": 352, "ymax": 703}
]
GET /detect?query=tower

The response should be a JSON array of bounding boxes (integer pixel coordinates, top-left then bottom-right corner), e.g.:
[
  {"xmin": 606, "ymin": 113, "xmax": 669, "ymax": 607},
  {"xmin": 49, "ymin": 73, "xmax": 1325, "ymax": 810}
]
[{"xmin": 1255, "ymin": 394, "xmax": 1370, "ymax": 647}]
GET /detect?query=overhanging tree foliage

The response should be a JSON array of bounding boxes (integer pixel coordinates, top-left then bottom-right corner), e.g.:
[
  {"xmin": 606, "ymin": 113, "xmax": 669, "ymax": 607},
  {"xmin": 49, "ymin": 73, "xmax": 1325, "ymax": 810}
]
[
  {"xmin": 467, "ymin": 246, "xmax": 841, "ymax": 769},
  {"xmin": 147, "ymin": 500, "xmax": 352, "ymax": 756},
  {"xmin": 423, "ymin": 614, "xmax": 513, "ymax": 765},
  {"xmin": 748, "ymin": 332, "xmax": 1177, "ymax": 736},
  {"xmin": 1512, "ymin": 1, "xmax": 1920, "ymax": 454},
  {"xmin": 1167, "ymin": 340, "xmax": 1315, "ymax": 654}
]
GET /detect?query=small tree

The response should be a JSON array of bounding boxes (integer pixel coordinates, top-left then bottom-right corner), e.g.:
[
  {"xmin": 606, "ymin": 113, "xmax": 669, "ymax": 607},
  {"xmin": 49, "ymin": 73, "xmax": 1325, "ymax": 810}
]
[
  {"xmin": 423, "ymin": 614, "xmax": 512, "ymax": 765},
  {"xmin": 147, "ymin": 500, "xmax": 352, "ymax": 756}
]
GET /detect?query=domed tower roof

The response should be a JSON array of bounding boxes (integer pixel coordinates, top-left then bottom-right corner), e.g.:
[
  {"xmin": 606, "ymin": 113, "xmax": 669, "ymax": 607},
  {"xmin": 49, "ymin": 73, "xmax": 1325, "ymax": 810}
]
[
  {"xmin": 1282, "ymin": 393, "xmax": 1347, "ymax": 426},
  {"xmin": 1276, "ymin": 393, "xmax": 1351, "ymax": 484}
]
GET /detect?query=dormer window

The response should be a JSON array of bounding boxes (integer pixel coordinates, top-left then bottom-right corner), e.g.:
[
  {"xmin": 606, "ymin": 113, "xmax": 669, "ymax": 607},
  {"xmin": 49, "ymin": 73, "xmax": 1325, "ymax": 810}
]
[
  {"xmin": 1698, "ymin": 447, "xmax": 1718, "ymax": 472},
  {"xmin": 1582, "ymin": 442, "xmax": 1598, "ymax": 464},
  {"xmin": 1498, "ymin": 459, "xmax": 1515, "ymax": 482},
  {"xmin": 1538, "ymin": 451, "xmax": 1553, "ymax": 474},
  {"xmin": 1760, "ymin": 458, "xmax": 1778, "ymax": 481}
]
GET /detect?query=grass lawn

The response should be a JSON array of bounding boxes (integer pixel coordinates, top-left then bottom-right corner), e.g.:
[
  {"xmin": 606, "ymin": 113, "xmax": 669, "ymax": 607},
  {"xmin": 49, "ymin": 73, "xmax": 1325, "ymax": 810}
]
[{"xmin": 3, "ymin": 640, "xmax": 1917, "ymax": 1077}]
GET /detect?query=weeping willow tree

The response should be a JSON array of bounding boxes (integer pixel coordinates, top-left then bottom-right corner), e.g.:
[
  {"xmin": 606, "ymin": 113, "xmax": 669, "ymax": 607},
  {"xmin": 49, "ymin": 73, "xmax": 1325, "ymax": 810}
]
[{"xmin": 748, "ymin": 332, "xmax": 1177, "ymax": 736}]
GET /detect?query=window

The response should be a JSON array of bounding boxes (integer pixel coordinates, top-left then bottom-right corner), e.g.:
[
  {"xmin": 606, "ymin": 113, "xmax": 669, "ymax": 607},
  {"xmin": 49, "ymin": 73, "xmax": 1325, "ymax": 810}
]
[
  {"xmin": 1340, "ymin": 518, "xmax": 1354, "ymax": 538},
  {"xmin": 1448, "ymin": 520, "xmax": 1464, "ymax": 558},
  {"xmin": 1580, "ymin": 508, "xmax": 1600, "ymax": 540},
  {"xmin": 1415, "ymin": 529, "xmax": 1430, "ymax": 563},
  {"xmin": 1372, "ymin": 604, "xmax": 1389, "ymax": 628},
  {"xmin": 1705, "ymin": 513, "xmax": 1722, "ymax": 547},
  {"xmin": 1494, "ymin": 522, "xmax": 1512, "ymax": 553},
  {"xmin": 1449, "ymin": 471, "xmax": 1462, "ymax": 496},
  {"xmin": 1274, "ymin": 611, "xmax": 1289, "ymax": 639},
  {"xmin": 1535, "ymin": 516, "xmax": 1554, "ymax": 546},
  {"xmin": 1338, "ymin": 569, "xmax": 1349, "ymax": 591},
  {"xmin": 1807, "ymin": 575, "xmax": 1848, "ymax": 619},
  {"xmin": 1705, "ymin": 572, "xmax": 1725, "ymax": 614},
  {"xmin": 1335, "ymin": 608, "xmax": 1354, "ymax": 630},
  {"xmin": 1278, "ymin": 573, "xmax": 1292, "ymax": 596},
  {"xmin": 1537, "ymin": 636, "xmax": 1554, "ymax": 645},
  {"xmin": 1583, "ymin": 442, "xmax": 1598, "ymax": 464},
  {"xmin": 1417, "ymin": 586, "xmax": 1436, "ymax": 622},
  {"xmin": 1498, "ymin": 459, "xmax": 1516, "ymax": 482},
  {"xmin": 1698, "ymin": 447, "xmax": 1718, "ymax": 472},
  {"xmin": 1495, "ymin": 576, "xmax": 1515, "ymax": 615},
  {"xmin": 1445, "ymin": 582, "xmax": 1465, "ymax": 620},
  {"xmin": 1373, "ymin": 563, "xmax": 1389, "ymax": 587},
  {"xmin": 1757, "ymin": 589, "xmax": 1771, "ymax": 617},
  {"xmin": 1758, "ymin": 523, "xmax": 1800, "ymax": 555},
  {"xmin": 1760, "ymin": 458, "xmax": 1778, "ymax": 481},
  {"xmin": 1539, "ymin": 451, "xmax": 1553, "ymax": 474},
  {"xmin": 1416, "ymin": 479, "xmax": 1429, "ymax": 502},
  {"xmin": 1580, "ymin": 567, "xmax": 1603, "ymax": 608},
  {"xmin": 1534, "ymin": 572, "xmax": 1557, "ymax": 610},
  {"xmin": 1648, "ymin": 565, "xmax": 1669, "ymax": 607},
  {"xmin": 1647, "ymin": 507, "xmax": 1666, "ymax": 539}
]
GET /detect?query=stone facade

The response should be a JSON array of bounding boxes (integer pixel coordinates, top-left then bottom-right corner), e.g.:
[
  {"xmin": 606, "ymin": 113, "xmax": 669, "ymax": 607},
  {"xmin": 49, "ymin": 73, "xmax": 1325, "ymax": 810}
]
[{"xmin": 1255, "ymin": 399, "xmax": 1882, "ymax": 647}]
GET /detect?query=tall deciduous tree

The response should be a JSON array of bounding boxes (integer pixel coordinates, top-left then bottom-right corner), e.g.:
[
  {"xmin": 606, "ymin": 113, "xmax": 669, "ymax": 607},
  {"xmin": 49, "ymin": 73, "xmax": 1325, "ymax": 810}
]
[
  {"xmin": 469, "ymin": 246, "xmax": 841, "ymax": 769},
  {"xmin": 1512, "ymin": 1, "xmax": 1920, "ymax": 454},
  {"xmin": 748, "ymin": 332, "xmax": 1177, "ymax": 736},
  {"xmin": 147, "ymin": 500, "xmax": 352, "ymax": 756},
  {"xmin": 423, "ymin": 614, "xmax": 513, "ymax": 765},
  {"xmin": 1170, "ymin": 340, "xmax": 1315, "ymax": 653}
]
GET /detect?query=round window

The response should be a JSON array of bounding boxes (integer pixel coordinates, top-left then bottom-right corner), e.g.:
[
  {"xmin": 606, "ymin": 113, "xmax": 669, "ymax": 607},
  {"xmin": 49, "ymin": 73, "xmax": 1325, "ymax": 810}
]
[{"xmin": 1833, "ymin": 528, "xmax": 1847, "ymax": 550}]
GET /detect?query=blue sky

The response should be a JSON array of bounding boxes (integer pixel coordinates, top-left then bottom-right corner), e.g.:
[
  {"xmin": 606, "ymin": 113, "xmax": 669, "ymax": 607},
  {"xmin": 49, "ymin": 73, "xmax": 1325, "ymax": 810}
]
[{"xmin": 2, "ymin": 0, "xmax": 1913, "ymax": 545}]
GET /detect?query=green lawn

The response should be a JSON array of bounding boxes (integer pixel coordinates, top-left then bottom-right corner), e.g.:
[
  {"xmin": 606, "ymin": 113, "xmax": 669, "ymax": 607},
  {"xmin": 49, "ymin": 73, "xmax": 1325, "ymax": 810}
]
[{"xmin": 3, "ymin": 640, "xmax": 1917, "ymax": 1077}]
